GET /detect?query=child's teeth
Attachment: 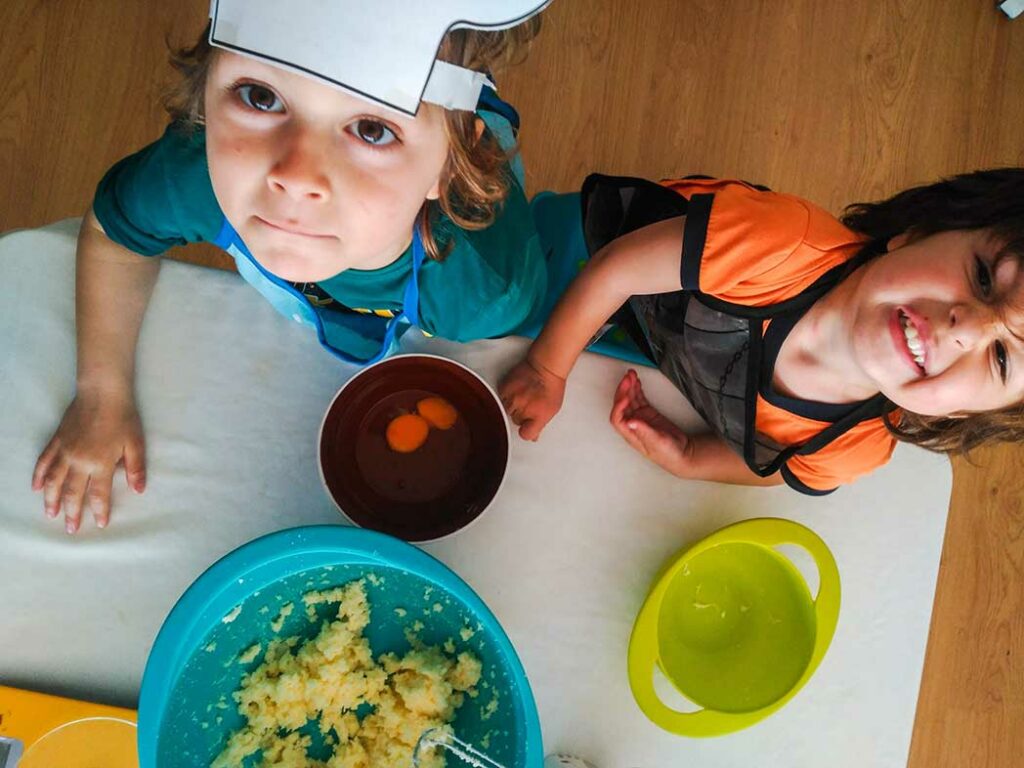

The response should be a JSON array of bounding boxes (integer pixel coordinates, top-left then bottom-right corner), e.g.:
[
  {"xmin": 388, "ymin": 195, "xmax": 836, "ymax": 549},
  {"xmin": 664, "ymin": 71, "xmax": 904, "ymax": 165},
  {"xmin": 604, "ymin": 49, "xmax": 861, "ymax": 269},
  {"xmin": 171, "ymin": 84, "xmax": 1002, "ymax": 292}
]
[{"xmin": 901, "ymin": 312, "xmax": 924, "ymax": 366}]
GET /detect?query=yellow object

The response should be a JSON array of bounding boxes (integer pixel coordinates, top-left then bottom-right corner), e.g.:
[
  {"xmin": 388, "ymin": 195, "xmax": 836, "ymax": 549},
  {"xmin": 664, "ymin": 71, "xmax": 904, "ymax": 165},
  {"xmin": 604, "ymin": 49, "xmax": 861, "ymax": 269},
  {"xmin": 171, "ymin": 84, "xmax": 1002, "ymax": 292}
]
[
  {"xmin": 386, "ymin": 413, "xmax": 431, "ymax": 453},
  {"xmin": 627, "ymin": 518, "xmax": 841, "ymax": 737},
  {"xmin": 417, "ymin": 397, "xmax": 459, "ymax": 430},
  {"xmin": 0, "ymin": 686, "xmax": 138, "ymax": 767}
]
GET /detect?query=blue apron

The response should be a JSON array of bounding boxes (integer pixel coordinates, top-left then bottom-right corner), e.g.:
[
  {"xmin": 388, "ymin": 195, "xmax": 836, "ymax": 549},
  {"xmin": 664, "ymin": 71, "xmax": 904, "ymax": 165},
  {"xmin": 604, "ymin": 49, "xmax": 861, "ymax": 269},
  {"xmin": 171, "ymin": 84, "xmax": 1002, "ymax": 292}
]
[{"xmin": 213, "ymin": 219, "xmax": 423, "ymax": 366}]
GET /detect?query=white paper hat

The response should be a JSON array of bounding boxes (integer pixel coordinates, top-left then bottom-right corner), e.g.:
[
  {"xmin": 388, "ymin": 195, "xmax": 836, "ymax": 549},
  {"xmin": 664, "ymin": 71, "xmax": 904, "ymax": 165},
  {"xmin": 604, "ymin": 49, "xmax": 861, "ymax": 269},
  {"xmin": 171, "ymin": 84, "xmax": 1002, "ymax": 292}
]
[{"xmin": 209, "ymin": 0, "xmax": 551, "ymax": 116}]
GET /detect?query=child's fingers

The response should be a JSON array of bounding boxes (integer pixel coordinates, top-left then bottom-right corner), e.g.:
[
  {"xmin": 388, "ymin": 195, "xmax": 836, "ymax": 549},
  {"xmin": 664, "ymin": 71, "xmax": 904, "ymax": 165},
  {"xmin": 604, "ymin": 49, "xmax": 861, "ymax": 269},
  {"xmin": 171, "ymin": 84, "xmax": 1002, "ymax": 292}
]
[
  {"xmin": 608, "ymin": 405, "xmax": 631, "ymax": 436},
  {"xmin": 85, "ymin": 472, "xmax": 114, "ymax": 530},
  {"xmin": 611, "ymin": 414, "xmax": 647, "ymax": 454},
  {"xmin": 502, "ymin": 397, "xmax": 525, "ymax": 425},
  {"xmin": 123, "ymin": 437, "xmax": 147, "ymax": 494},
  {"xmin": 625, "ymin": 390, "xmax": 651, "ymax": 422},
  {"xmin": 613, "ymin": 372, "xmax": 644, "ymax": 421},
  {"xmin": 614, "ymin": 372, "xmax": 632, "ymax": 401},
  {"xmin": 498, "ymin": 363, "xmax": 536, "ymax": 406},
  {"xmin": 503, "ymin": 396, "xmax": 525, "ymax": 426},
  {"xmin": 32, "ymin": 436, "xmax": 61, "ymax": 491},
  {"xmin": 628, "ymin": 372, "xmax": 650, "ymax": 409},
  {"xmin": 610, "ymin": 385, "xmax": 643, "ymax": 438},
  {"xmin": 609, "ymin": 384, "xmax": 633, "ymax": 428},
  {"xmin": 498, "ymin": 388, "xmax": 516, "ymax": 412},
  {"xmin": 41, "ymin": 457, "xmax": 70, "ymax": 519},
  {"xmin": 518, "ymin": 417, "xmax": 545, "ymax": 442},
  {"xmin": 60, "ymin": 468, "xmax": 90, "ymax": 534}
]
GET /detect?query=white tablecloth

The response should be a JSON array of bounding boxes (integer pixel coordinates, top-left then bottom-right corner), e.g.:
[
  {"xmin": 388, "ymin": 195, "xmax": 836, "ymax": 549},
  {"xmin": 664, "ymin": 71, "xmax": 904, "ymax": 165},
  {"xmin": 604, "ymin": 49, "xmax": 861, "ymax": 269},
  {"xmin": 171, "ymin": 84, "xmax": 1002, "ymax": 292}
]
[{"xmin": 0, "ymin": 220, "xmax": 952, "ymax": 767}]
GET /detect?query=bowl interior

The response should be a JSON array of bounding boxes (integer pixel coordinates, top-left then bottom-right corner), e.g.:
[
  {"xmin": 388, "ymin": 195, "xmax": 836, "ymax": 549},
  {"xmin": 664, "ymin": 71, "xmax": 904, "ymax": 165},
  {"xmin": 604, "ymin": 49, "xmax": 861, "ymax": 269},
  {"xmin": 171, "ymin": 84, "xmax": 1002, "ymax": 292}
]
[
  {"xmin": 320, "ymin": 355, "xmax": 509, "ymax": 541},
  {"xmin": 656, "ymin": 542, "xmax": 816, "ymax": 713},
  {"xmin": 154, "ymin": 560, "xmax": 528, "ymax": 767}
]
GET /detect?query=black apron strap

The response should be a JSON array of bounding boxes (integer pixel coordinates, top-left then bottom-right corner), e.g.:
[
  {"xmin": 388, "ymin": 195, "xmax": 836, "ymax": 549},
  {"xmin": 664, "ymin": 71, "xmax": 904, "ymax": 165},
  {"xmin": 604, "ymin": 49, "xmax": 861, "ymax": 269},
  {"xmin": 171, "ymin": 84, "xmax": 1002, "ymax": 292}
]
[
  {"xmin": 680, "ymin": 193, "xmax": 714, "ymax": 291},
  {"xmin": 580, "ymin": 173, "xmax": 689, "ymax": 258}
]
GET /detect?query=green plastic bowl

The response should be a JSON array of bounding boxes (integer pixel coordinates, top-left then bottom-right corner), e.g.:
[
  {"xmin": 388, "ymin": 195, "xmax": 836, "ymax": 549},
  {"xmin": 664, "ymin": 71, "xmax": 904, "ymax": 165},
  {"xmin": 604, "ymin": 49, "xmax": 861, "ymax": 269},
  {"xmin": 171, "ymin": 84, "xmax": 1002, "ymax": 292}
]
[
  {"xmin": 138, "ymin": 526, "xmax": 542, "ymax": 766},
  {"xmin": 628, "ymin": 518, "xmax": 840, "ymax": 737}
]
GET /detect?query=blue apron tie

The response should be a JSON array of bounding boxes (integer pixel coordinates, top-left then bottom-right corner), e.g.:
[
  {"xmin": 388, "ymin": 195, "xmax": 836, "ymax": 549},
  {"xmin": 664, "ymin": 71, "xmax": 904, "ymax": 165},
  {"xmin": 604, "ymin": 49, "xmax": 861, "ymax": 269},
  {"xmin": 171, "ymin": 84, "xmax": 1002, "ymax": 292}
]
[{"xmin": 214, "ymin": 218, "xmax": 425, "ymax": 366}]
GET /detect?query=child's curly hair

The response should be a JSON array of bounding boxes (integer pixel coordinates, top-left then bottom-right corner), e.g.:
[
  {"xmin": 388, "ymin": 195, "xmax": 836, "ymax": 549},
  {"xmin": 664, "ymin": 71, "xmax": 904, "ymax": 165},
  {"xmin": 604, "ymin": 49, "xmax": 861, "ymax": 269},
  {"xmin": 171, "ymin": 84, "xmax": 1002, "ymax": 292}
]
[
  {"xmin": 164, "ymin": 18, "xmax": 542, "ymax": 260},
  {"xmin": 841, "ymin": 167, "xmax": 1024, "ymax": 455}
]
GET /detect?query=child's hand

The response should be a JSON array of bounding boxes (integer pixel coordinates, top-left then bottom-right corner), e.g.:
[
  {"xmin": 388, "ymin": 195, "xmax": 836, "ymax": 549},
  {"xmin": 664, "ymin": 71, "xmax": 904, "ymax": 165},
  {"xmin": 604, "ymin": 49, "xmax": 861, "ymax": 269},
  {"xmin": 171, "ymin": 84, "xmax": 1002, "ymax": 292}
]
[
  {"xmin": 499, "ymin": 357, "xmax": 566, "ymax": 441},
  {"xmin": 609, "ymin": 369, "xmax": 693, "ymax": 476},
  {"xmin": 31, "ymin": 390, "xmax": 146, "ymax": 533}
]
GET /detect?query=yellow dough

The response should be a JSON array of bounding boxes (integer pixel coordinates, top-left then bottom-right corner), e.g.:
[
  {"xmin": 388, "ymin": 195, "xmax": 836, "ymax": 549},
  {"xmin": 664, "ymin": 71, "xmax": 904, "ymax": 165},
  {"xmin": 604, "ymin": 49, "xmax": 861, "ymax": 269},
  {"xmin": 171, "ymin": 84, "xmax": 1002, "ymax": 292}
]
[{"xmin": 212, "ymin": 580, "xmax": 481, "ymax": 768}]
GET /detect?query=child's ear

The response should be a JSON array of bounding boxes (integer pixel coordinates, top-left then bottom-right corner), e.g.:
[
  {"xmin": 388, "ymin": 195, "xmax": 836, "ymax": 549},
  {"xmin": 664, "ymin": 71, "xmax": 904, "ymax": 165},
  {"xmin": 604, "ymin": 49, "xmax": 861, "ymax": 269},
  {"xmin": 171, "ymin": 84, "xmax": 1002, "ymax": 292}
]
[
  {"xmin": 887, "ymin": 231, "xmax": 913, "ymax": 252},
  {"xmin": 474, "ymin": 117, "xmax": 485, "ymax": 143}
]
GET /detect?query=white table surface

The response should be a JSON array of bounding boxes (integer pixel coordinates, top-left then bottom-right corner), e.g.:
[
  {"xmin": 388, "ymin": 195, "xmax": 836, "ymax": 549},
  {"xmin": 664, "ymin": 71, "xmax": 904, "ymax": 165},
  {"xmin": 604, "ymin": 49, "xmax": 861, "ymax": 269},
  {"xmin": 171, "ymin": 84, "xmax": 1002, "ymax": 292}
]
[{"xmin": 0, "ymin": 220, "xmax": 952, "ymax": 767}]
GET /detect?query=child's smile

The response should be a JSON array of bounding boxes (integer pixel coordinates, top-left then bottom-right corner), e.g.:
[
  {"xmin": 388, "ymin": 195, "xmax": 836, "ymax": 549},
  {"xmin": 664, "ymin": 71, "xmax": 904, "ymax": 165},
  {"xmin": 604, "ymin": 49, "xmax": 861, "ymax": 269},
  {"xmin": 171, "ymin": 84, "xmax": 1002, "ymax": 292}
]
[
  {"xmin": 203, "ymin": 52, "xmax": 450, "ymax": 282},
  {"xmin": 893, "ymin": 307, "xmax": 928, "ymax": 375}
]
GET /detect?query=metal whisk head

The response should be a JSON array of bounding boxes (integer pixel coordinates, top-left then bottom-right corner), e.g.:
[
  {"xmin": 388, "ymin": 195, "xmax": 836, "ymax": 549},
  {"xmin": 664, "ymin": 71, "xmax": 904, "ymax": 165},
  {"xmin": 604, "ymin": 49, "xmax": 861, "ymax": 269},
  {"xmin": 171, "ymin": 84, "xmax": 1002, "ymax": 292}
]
[{"xmin": 412, "ymin": 727, "xmax": 508, "ymax": 768}]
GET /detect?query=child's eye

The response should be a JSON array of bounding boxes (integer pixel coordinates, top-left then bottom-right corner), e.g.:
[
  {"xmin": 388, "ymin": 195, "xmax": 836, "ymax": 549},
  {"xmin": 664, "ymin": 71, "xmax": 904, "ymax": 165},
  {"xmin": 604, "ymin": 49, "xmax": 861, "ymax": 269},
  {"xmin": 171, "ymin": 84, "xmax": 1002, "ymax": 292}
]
[
  {"xmin": 975, "ymin": 255, "xmax": 993, "ymax": 296},
  {"xmin": 235, "ymin": 84, "xmax": 285, "ymax": 113},
  {"xmin": 994, "ymin": 340, "xmax": 1009, "ymax": 383},
  {"xmin": 348, "ymin": 119, "xmax": 399, "ymax": 147}
]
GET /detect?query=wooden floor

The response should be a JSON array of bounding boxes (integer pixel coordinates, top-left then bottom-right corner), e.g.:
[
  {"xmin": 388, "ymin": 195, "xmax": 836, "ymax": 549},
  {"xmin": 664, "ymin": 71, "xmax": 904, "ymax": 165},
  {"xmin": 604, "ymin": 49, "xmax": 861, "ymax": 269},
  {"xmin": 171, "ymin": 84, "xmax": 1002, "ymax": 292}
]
[{"xmin": 2, "ymin": 1, "xmax": 1022, "ymax": 764}]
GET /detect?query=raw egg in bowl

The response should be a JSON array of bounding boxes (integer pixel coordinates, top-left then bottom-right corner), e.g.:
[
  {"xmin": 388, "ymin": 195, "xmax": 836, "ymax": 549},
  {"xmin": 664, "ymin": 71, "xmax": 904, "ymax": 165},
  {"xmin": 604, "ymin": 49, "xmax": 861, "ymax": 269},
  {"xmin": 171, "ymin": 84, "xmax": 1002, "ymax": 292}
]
[{"xmin": 318, "ymin": 354, "xmax": 510, "ymax": 542}]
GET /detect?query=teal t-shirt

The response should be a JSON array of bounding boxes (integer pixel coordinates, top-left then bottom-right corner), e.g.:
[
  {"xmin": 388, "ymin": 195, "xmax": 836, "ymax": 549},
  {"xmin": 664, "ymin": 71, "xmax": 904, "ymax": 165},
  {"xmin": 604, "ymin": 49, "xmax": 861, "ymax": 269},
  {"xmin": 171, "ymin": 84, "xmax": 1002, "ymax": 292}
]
[{"xmin": 93, "ymin": 123, "xmax": 546, "ymax": 342}]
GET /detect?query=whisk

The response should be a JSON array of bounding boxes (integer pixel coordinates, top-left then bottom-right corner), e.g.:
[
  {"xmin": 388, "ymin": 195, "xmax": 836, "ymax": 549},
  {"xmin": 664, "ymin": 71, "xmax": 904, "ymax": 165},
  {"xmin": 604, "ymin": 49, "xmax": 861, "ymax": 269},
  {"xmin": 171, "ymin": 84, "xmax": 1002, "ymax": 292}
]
[{"xmin": 412, "ymin": 727, "xmax": 508, "ymax": 768}]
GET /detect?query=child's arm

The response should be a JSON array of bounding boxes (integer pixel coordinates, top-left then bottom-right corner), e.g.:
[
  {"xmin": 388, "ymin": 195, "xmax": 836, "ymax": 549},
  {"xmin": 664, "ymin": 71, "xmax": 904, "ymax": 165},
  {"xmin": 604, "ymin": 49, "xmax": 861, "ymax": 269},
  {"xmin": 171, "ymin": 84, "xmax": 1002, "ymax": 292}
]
[
  {"xmin": 31, "ymin": 209, "xmax": 161, "ymax": 533},
  {"xmin": 609, "ymin": 370, "xmax": 784, "ymax": 487},
  {"xmin": 500, "ymin": 215, "xmax": 687, "ymax": 440}
]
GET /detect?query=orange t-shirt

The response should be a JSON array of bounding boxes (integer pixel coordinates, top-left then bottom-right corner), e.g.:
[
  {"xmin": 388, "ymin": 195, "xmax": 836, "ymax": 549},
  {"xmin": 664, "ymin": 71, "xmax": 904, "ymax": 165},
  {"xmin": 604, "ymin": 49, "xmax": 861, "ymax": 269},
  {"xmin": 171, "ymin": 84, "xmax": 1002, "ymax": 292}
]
[{"xmin": 662, "ymin": 177, "xmax": 897, "ymax": 493}]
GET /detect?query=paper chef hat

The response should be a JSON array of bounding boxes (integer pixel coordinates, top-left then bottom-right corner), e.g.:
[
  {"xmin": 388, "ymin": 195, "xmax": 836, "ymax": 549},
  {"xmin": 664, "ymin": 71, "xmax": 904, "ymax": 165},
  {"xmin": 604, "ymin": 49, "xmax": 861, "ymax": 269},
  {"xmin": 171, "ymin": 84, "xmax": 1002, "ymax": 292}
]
[{"xmin": 209, "ymin": 0, "xmax": 551, "ymax": 116}]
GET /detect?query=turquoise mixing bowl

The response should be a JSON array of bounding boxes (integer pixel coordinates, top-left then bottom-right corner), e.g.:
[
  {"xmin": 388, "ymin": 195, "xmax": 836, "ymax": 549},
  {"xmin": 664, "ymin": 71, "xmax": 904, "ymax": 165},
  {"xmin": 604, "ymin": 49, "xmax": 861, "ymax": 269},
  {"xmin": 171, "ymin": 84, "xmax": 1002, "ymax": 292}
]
[{"xmin": 138, "ymin": 526, "xmax": 542, "ymax": 767}]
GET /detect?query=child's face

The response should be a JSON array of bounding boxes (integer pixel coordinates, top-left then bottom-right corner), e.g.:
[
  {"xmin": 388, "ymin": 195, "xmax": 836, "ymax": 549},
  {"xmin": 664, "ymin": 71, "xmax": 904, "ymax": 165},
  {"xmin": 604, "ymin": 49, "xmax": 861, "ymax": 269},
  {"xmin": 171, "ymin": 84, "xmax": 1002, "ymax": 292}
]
[
  {"xmin": 847, "ymin": 229, "xmax": 1024, "ymax": 416},
  {"xmin": 203, "ymin": 52, "xmax": 450, "ymax": 281}
]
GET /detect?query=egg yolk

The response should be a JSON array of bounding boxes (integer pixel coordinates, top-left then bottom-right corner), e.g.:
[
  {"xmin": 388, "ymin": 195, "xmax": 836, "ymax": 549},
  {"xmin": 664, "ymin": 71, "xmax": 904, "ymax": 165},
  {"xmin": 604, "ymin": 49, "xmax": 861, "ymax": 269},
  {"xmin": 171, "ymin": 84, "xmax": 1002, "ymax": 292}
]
[
  {"xmin": 385, "ymin": 413, "xmax": 430, "ymax": 453},
  {"xmin": 417, "ymin": 397, "xmax": 458, "ymax": 430}
]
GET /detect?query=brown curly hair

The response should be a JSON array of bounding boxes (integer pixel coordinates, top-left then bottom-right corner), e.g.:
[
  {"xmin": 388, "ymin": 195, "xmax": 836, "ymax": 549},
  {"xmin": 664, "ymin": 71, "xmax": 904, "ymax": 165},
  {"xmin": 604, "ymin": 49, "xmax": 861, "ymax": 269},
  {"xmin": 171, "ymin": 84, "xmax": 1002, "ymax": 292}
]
[
  {"xmin": 164, "ymin": 18, "xmax": 542, "ymax": 260},
  {"xmin": 841, "ymin": 168, "xmax": 1024, "ymax": 455}
]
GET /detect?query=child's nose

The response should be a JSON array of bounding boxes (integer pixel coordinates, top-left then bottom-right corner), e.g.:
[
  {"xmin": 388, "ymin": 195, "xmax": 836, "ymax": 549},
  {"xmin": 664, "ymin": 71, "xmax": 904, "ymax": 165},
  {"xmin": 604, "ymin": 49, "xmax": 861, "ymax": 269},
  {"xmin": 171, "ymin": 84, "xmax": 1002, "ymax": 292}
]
[
  {"xmin": 948, "ymin": 302, "xmax": 997, "ymax": 349},
  {"xmin": 267, "ymin": 129, "xmax": 332, "ymax": 202}
]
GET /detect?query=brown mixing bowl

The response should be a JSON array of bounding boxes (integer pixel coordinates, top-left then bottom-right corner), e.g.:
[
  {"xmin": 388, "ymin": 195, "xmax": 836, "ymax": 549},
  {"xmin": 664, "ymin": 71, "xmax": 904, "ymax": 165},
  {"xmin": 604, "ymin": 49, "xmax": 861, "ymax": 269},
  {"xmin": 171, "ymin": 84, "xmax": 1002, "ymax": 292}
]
[{"xmin": 318, "ymin": 354, "xmax": 510, "ymax": 542}]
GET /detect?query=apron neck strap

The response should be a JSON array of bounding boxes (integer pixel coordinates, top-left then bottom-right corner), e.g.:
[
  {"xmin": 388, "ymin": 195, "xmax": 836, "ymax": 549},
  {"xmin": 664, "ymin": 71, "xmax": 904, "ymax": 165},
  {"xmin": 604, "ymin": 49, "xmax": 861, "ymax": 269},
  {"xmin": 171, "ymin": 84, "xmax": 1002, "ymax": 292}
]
[{"xmin": 399, "ymin": 227, "xmax": 426, "ymax": 328}]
